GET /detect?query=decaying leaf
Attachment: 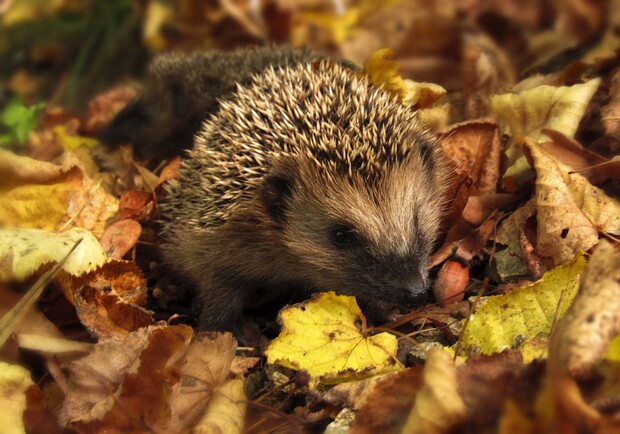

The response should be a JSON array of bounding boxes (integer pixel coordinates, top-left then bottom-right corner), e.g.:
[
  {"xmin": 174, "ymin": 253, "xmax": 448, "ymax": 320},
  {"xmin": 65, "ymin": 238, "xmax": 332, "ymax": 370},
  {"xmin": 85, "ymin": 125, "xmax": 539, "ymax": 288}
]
[
  {"xmin": 0, "ymin": 362, "xmax": 34, "ymax": 434},
  {"xmin": 402, "ymin": 348, "xmax": 467, "ymax": 434},
  {"xmin": 60, "ymin": 325, "xmax": 244, "ymax": 432},
  {"xmin": 461, "ymin": 253, "xmax": 587, "ymax": 357},
  {"xmin": 265, "ymin": 292, "xmax": 401, "ymax": 385},
  {"xmin": 56, "ymin": 260, "xmax": 151, "ymax": 339},
  {"xmin": 0, "ymin": 227, "xmax": 106, "ymax": 282}
]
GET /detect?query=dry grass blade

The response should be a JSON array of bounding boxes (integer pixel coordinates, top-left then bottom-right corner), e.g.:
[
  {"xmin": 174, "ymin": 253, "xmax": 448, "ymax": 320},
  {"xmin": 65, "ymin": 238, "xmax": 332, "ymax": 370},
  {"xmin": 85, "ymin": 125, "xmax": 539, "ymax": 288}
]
[{"xmin": 0, "ymin": 238, "xmax": 83, "ymax": 347}]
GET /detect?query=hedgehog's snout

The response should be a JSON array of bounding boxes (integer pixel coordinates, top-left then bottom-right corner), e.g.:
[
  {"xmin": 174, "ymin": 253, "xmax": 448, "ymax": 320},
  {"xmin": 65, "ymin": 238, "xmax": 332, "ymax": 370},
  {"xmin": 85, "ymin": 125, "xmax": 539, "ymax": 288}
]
[{"xmin": 401, "ymin": 280, "xmax": 427, "ymax": 307}]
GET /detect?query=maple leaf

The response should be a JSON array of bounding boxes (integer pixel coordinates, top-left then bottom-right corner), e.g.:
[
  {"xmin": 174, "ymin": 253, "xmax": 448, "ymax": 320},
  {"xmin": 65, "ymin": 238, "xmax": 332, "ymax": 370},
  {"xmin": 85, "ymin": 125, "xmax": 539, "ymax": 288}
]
[{"xmin": 265, "ymin": 292, "xmax": 401, "ymax": 386}]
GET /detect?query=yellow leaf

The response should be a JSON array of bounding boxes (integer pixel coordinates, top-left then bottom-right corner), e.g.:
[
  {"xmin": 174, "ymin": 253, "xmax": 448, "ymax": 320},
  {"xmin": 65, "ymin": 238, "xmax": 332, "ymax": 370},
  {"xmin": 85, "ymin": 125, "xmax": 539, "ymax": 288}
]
[
  {"xmin": 492, "ymin": 78, "xmax": 600, "ymax": 188},
  {"xmin": 461, "ymin": 253, "xmax": 587, "ymax": 355},
  {"xmin": 402, "ymin": 348, "xmax": 467, "ymax": 434},
  {"xmin": 53, "ymin": 126, "xmax": 100, "ymax": 150},
  {"xmin": 0, "ymin": 150, "xmax": 118, "ymax": 237},
  {"xmin": 143, "ymin": 1, "xmax": 173, "ymax": 51},
  {"xmin": 265, "ymin": 292, "xmax": 401, "ymax": 386},
  {"xmin": 193, "ymin": 378, "xmax": 246, "ymax": 434},
  {"xmin": 0, "ymin": 227, "xmax": 107, "ymax": 281},
  {"xmin": 364, "ymin": 48, "xmax": 446, "ymax": 109},
  {"xmin": 550, "ymin": 241, "xmax": 620, "ymax": 375},
  {"xmin": 0, "ymin": 362, "xmax": 34, "ymax": 434}
]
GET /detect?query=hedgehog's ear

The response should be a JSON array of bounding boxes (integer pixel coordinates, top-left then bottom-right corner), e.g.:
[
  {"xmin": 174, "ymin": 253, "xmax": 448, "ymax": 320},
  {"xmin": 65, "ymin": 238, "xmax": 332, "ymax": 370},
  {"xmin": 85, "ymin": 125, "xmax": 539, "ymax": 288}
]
[{"xmin": 262, "ymin": 160, "xmax": 297, "ymax": 224}]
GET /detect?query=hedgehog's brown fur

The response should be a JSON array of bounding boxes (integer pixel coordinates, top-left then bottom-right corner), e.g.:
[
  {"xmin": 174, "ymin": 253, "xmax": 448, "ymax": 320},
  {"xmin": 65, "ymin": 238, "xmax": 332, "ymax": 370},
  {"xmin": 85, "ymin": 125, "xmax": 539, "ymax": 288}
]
[{"xmin": 161, "ymin": 61, "xmax": 448, "ymax": 331}]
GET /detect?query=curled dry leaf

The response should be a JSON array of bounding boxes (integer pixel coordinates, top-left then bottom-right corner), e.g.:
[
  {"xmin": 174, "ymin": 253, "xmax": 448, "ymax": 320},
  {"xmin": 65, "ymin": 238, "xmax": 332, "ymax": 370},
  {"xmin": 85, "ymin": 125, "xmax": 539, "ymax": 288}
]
[
  {"xmin": 193, "ymin": 378, "xmax": 246, "ymax": 434},
  {"xmin": 118, "ymin": 191, "xmax": 155, "ymax": 221},
  {"xmin": 58, "ymin": 260, "xmax": 151, "ymax": 339},
  {"xmin": 265, "ymin": 292, "xmax": 401, "ymax": 386},
  {"xmin": 439, "ymin": 121, "xmax": 500, "ymax": 195},
  {"xmin": 84, "ymin": 86, "xmax": 138, "ymax": 134},
  {"xmin": 349, "ymin": 369, "xmax": 424, "ymax": 434},
  {"xmin": 402, "ymin": 348, "xmax": 467, "ymax": 434},
  {"xmin": 98, "ymin": 219, "xmax": 142, "ymax": 259},
  {"xmin": 549, "ymin": 240, "xmax": 620, "ymax": 379},
  {"xmin": 601, "ymin": 69, "xmax": 620, "ymax": 138}
]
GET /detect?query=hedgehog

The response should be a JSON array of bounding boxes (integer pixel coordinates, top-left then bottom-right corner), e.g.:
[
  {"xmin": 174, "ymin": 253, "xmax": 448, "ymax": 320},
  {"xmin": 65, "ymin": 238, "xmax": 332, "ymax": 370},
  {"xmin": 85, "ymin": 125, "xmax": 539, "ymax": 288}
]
[
  {"xmin": 159, "ymin": 59, "xmax": 448, "ymax": 332},
  {"xmin": 98, "ymin": 46, "xmax": 320, "ymax": 161}
]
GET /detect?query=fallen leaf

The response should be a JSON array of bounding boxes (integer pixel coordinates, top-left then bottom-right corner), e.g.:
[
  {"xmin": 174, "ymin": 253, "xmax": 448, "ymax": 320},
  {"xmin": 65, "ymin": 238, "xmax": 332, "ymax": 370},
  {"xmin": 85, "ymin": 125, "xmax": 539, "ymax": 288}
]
[
  {"xmin": 0, "ymin": 228, "xmax": 106, "ymax": 282},
  {"xmin": 118, "ymin": 191, "xmax": 155, "ymax": 221},
  {"xmin": 349, "ymin": 369, "xmax": 424, "ymax": 434},
  {"xmin": 193, "ymin": 378, "xmax": 246, "ymax": 434},
  {"xmin": 98, "ymin": 219, "xmax": 142, "ymax": 259},
  {"xmin": 402, "ymin": 348, "xmax": 468, "ymax": 434},
  {"xmin": 462, "ymin": 253, "xmax": 587, "ymax": 357},
  {"xmin": 492, "ymin": 78, "xmax": 601, "ymax": 189},
  {"xmin": 364, "ymin": 48, "xmax": 447, "ymax": 109},
  {"xmin": 0, "ymin": 150, "xmax": 118, "ymax": 237},
  {"xmin": 0, "ymin": 362, "xmax": 34, "ymax": 434},
  {"xmin": 439, "ymin": 121, "xmax": 501, "ymax": 195},
  {"xmin": 524, "ymin": 139, "xmax": 620, "ymax": 265},
  {"xmin": 265, "ymin": 292, "xmax": 401, "ymax": 386},
  {"xmin": 549, "ymin": 240, "xmax": 620, "ymax": 379}
]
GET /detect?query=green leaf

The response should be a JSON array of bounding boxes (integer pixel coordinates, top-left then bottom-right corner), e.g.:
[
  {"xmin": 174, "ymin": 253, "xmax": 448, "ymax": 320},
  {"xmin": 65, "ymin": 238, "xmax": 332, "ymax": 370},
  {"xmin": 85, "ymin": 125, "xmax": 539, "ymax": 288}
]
[{"xmin": 0, "ymin": 97, "xmax": 45, "ymax": 145}]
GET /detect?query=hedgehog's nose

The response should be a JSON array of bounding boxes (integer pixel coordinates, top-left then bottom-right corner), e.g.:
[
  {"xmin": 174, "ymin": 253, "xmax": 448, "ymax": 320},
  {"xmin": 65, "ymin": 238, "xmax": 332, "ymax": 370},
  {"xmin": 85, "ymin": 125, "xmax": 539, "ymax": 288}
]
[{"xmin": 403, "ymin": 281, "xmax": 427, "ymax": 307}]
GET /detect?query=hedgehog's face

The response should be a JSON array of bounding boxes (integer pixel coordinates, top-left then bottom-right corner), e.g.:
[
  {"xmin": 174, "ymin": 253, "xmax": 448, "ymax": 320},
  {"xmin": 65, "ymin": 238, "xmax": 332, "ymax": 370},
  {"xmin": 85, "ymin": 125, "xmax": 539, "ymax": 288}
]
[{"xmin": 263, "ymin": 154, "xmax": 444, "ymax": 315}]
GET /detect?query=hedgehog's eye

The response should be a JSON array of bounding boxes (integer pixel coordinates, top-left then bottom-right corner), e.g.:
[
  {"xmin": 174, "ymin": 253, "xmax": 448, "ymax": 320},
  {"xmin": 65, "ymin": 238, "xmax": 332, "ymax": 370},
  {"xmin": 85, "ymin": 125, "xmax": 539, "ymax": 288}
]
[{"xmin": 329, "ymin": 224, "xmax": 356, "ymax": 248}]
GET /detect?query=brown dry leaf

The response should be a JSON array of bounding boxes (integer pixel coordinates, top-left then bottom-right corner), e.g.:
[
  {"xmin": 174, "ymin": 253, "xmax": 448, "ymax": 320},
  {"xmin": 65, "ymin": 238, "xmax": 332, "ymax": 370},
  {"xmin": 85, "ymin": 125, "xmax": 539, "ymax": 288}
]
[
  {"xmin": 461, "ymin": 32, "xmax": 516, "ymax": 119},
  {"xmin": 118, "ymin": 191, "xmax": 155, "ymax": 221},
  {"xmin": 541, "ymin": 129, "xmax": 607, "ymax": 172},
  {"xmin": 601, "ymin": 69, "xmax": 620, "ymax": 138},
  {"xmin": 402, "ymin": 348, "xmax": 467, "ymax": 434},
  {"xmin": 0, "ymin": 150, "xmax": 118, "ymax": 238},
  {"xmin": 99, "ymin": 219, "xmax": 142, "ymax": 259},
  {"xmin": 524, "ymin": 139, "xmax": 620, "ymax": 265},
  {"xmin": 544, "ymin": 241, "xmax": 620, "ymax": 432},
  {"xmin": 60, "ymin": 327, "xmax": 244, "ymax": 433},
  {"xmin": 349, "ymin": 369, "xmax": 424, "ymax": 434},
  {"xmin": 457, "ymin": 351, "xmax": 525, "ymax": 430},
  {"xmin": 84, "ymin": 86, "xmax": 138, "ymax": 134},
  {"xmin": 60, "ymin": 325, "xmax": 192, "ymax": 431},
  {"xmin": 59, "ymin": 260, "xmax": 152, "ymax": 339},
  {"xmin": 439, "ymin": 121, "xmax": 500, "ymax": 195}
]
